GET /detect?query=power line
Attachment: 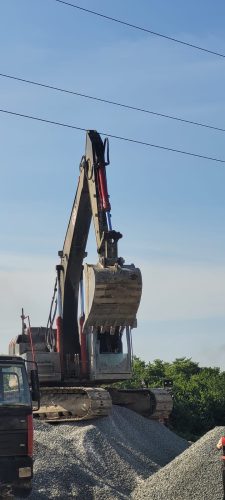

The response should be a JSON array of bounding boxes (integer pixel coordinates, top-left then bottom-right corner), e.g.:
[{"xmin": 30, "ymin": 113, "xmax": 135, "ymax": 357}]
[
  {"xmin": 0, "ymin": 107, "xmax": 224, "ymax": 164},
  {"xmin": 1, "ymin": 72, "xmax": 225, "ymax": 134},
  {"xmin": 52, "ymin": 0, "xmax": 225, "ymax": 60}
]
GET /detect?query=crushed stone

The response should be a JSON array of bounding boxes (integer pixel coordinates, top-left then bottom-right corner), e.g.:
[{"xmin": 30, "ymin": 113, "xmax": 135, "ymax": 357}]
[
  {"xmin": 28, "ymin": 406, "xmax": 187, "ymax": 499},
  {"xmin": 132, "ymin": 426, "xmax": 225, "ymax": 500}
]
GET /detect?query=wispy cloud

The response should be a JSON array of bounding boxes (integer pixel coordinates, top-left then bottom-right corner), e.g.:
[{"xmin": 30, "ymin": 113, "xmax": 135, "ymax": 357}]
[
  {"xmin": 139, "ymin": 260, "xmax": 225, "ymax": 321},
  {"xmin": 0, "ymin": 253, "xmax": 56, "ymax": 352}
]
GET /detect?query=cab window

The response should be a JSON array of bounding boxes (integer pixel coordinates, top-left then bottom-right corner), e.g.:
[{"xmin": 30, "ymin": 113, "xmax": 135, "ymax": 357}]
[{"xmin": 0, "ymin": 365, "xmax": 31, "ymax": 406}]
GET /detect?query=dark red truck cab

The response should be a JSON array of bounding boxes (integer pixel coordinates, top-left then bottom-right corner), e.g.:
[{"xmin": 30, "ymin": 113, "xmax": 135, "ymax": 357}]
[{"xmin": 0, "ymin": 355, "xmax": 39, "ymax": 497}]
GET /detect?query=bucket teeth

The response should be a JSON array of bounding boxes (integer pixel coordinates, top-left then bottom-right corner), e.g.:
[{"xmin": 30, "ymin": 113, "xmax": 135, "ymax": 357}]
[{"xmin": 84, "ymin": 264, "xmax": 142, "ymax": 329}]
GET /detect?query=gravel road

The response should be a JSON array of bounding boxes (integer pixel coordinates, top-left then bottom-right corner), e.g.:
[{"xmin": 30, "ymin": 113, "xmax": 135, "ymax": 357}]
[
  {"xmin": 28, "ymin": 406, "xmax": 187, "ymax": 499},
  {"xmin": 132, "ymin": 426, "xmax": 225, "ymax": 500}
]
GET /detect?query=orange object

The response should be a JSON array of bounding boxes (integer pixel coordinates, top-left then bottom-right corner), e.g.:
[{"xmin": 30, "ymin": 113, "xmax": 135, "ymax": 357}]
[{"xmin": 56, "ymin": 316, "xmax": 63, "ymax": 354}]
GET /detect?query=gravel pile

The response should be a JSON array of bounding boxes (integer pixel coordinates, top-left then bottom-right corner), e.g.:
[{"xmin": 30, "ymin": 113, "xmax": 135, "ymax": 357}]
[
  {"xmin": 132, "ymin": 426, "xmax": 225, "ymax": 500},
  {"xmin": 29, "ymin": 406, "xmax": 187, "ymax": 499}
]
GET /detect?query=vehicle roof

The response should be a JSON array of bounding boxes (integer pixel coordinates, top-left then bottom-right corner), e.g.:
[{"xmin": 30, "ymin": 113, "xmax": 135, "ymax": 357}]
[{"xmin": 0, "ymin": 355, "xmax": 25, "ymax": 364}]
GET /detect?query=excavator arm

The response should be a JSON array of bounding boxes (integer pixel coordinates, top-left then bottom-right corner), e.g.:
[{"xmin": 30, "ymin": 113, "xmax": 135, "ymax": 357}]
[
  {"xmin": 55, "ymin": 131, "xmax": 120, "ymax": 361},
  {"xmin": 55, "ymin": 130, "xmax": 142, "ymax": 381}
]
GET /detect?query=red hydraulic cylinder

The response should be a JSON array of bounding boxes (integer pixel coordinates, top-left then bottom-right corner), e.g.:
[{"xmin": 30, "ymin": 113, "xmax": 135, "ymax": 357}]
[
  {"xmin": 56, "ymin": 316, "xmax": 63, "ymax": 355},
  {"xmin": 97, "ymin": 164, "xmax": 111, "ymax": 212}
]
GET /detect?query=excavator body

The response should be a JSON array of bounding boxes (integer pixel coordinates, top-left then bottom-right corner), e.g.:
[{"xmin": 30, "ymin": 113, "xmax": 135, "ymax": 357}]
[{"xmin": 9, "ymin": 131, "xmax": 172, "ymax": 422}]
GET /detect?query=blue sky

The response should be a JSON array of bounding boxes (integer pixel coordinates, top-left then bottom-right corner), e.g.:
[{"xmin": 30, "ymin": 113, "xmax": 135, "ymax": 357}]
[{"xmin": 1, "ymin": 0, "xmax": 225, "ymax": 368}]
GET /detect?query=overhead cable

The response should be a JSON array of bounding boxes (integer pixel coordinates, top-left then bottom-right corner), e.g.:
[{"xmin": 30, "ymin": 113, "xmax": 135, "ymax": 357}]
[
  {"xmin": 52, "ymin": 0, "xmax": 225, "ymax": 60},
  {"xmin": 0, "ymin": 72, "xmax": 224, "ymax": 134},
  {"xmin": 0, "ymin": 107, "xmax": 225, "ymax": 164}
]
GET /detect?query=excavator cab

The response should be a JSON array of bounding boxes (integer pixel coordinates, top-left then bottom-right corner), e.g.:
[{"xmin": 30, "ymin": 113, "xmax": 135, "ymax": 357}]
[{"xmin": 87, "ymin": 326, "xmax": 132, "ymax": 382}]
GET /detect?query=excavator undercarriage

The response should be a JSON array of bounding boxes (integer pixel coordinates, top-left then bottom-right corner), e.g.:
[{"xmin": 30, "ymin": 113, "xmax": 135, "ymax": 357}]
[
  {"xmin": 9, "ymin": 130, "xmax": 173, "ymax": 424},
  {"xmin": 35, "ymin": 387, "xmax": 112, "ymax": 422},
  {"xmin": 108, "ymin": 387, "xmax": 173, "ymax": 422}
]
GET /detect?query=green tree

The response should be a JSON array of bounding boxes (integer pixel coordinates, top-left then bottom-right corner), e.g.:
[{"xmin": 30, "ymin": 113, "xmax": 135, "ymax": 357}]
[{"xmin": 114, "ymin": 356, "xmax": 225, "ymax": 440}]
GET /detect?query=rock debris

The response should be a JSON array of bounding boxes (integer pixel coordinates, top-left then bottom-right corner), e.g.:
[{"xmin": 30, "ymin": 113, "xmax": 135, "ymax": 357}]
[
  {"xmin": 133, "ymin": 426, "xmax": 225, "ymax": 500},
  {"xmin": 29, "ymin": 406, "xmax": 187, "ymax": 499}
]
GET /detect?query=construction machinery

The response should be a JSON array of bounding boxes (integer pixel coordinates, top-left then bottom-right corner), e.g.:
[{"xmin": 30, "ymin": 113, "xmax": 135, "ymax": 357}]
[
  {"xmin": 0, "ymin": 355, "xmax": 39, "ymax": 498},
  {"xmin": 9, "ymin": 131, "xmax": 172, "ymax": 423}
]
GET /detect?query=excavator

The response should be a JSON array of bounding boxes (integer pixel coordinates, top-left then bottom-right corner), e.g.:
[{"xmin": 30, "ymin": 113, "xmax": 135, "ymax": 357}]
[{"xmin": 9, "ymin": 131, "xmax": 172, "ymax": 423}]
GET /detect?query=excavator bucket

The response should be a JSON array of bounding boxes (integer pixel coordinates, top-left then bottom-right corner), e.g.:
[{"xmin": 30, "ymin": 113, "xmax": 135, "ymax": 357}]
[{"xmin": 84, "ymin": 263, "xmax": 142, "ymax": 330}]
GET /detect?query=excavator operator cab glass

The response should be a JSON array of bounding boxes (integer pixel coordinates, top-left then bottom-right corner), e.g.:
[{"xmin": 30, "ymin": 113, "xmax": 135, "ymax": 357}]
[
  {"xmin": 88, "ymin": 326, "xmax": 132, "ymax": 381},
  {"xmin": 0, "ymin": 364, "xmax": 31, "ymax": 407},
  {"xmin": 97, "ymin": 328, "xmax": 123, "ymax": 355}
]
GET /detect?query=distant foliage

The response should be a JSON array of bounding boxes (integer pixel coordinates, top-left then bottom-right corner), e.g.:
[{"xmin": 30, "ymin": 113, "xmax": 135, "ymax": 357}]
[{"xmin": 116, "ymin": 356, "xmax": 225, "ymax": 440}]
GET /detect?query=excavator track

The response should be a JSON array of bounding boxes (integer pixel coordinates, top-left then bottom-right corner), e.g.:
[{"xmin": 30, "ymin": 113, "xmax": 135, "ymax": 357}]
[
  {"xmin": 108, "ymin": 388, "xmax": 173, "ymax": 423},
  {"xmin": 149, "ymin": 388, "xmax": 174, "ymax": 422},
  {"xmin": 33, "ymin": 387, "xmax": 112, "ymax": 422}
]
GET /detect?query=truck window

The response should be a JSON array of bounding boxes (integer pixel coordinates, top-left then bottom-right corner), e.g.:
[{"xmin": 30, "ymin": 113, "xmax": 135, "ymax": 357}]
[{"xmin": 0, "ymin": 365, "xmax": 31, "ymax": 406}]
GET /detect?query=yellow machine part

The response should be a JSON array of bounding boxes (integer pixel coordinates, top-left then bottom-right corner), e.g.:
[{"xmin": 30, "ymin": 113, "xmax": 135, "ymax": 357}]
[
  {"xmin": 34, "ymin": 387, "xmax": 172, "ymax": 423},
  {"xmin": 149, "ymin": 388, "xmax": 174, "ymax": 422},
  {"xmin": 108, "ymin": 388, "xmax": 173, "ymax": 423},
  {"xmin": 84, "ymin": 263, "xmax": 142, "ymax": 329},
  {"xmin": 33, "ymin": 387, "xmax": 112, "ymax": 422}
]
